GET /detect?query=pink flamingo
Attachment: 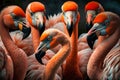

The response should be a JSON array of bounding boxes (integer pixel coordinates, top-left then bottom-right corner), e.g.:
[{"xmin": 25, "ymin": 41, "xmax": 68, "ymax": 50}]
[
  {"xmin": 61, "ymin": 1, "xmax": 84, "ymax": 80},
  {"xmin": 26, "ymin": 1, "xmax": 68, "ymax": 53},
  {"xmin": 25, "ymin": 28, "xmax": 71, "ymax": 80},
  {"xmin": 85, "ymin": 1, "xmax": 104, "ymax": 31},
  {"xmin": 26, "ymin": 1, "xmax": 46, "ymax": 52},
  {"xmin": 79, "ymin": 1, "xmax": 105, "ymax": 47},
  {"xmin": 87, "ymin": 12, "xmax": 120, "ymax": 80},
  {"xmin": 0, "ymin": 5, "xmax": 30, "ymax": 80}
]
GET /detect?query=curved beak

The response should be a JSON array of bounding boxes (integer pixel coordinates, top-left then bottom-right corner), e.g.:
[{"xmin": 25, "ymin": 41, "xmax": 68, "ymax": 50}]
[
  {"xmin": 38, "ymin": 22, "xmax": 45, "ymax": 36},
  {"xmin": 87, "ymin": 33, "xmax": 98, "ymax": 49},
  {"xmin": 35, "ymin": 41, "xmax": 49, "ymax": 64},
  {"xmin": 86, "ymin": 14, "xmax": 93, "ymax": 31},
  {"xmin": 64, "ymin": 11, "xmax": 77, "ymax": 36},
  {"xmin": 87, "ymin": 24, "xmax": 98, "ymax": 49},
  {"xmin": 86, "ymin": 11, "xmax": 96, "ymax": 31},
  {"xmin": 87, "ymin": 13, "xmax": 93, "ymax": 25},
  {"xmin": 66, "ymin": 21, "xmax": 73, "ymax": 36},
  {"xmin": 18, "ymin": 22, "xmax": 31, "ymax": 39},
  {"xmin": 34, "ymin": 12, "xmax": 45, "ymax": 36}
]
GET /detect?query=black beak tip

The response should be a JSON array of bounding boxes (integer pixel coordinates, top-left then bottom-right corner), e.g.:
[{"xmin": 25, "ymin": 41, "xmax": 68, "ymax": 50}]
[
  {"xmin": 87, "ymin": 33, "xmax": 98, "ymax": 49},
  {"xmin": 22, "ymin": 28, "xmax": 31, "ymax": 40},
  {"xmin": 68, "ymin": 30, "xmax": 72, "ymax": 36},
  {"xmin": 86, "ymin": 22, "xmax": 93, "ymax": 32},
  {"xmin": 35, "ymin": 50, "xmax": 46, "ymax": 64},
  {"xmin": 67, "ymin": 23, "xmax": 73, "ymax": 36},
  {"xmin": 87, "ymin": 36, "xmax": 94, "ymax": 49},
  {"xmin": 38, "ymin": 23, "xmax": 45, "ymax": 36}
]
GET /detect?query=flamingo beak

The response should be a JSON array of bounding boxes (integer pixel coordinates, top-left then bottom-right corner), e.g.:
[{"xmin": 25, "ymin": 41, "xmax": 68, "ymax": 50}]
[
  {"xmin": 38, "ymin": 22, "xmax": 45, "ymax": 36},
  {"xmin": 66, "ymin": 21, "xmax": 73, "ymax": 36},
  {"xmin": 87, "ymin": 14, "xmax": 93, "ymax": 25},
  {"xmin": 87, "ymin": 24, "xmax": 98, "ymax": 49},
  {"xmin": 35, "ymin": 41, "xmax": 49, "ymax": 64},
  {"xmin": 18, "ymin": 22, "xmax": 31, "ymax": 39},
  {"xmin": 33, "ymin": 12, "xmax": 45, "ymax": 36},
  {"xmin": 86, "ymin": 14, "xmax": 93, "ymax": 31},
  {"xmin": 86, "ymin": 11, "xmax": 96, "ymax": 31},
  {"xmin": 63, "ymin": 11, "xmax": 77, "ymax": 36},
  {"xmin": 87, "ymin": 33, "xmax": 97, "ymax": 49}
]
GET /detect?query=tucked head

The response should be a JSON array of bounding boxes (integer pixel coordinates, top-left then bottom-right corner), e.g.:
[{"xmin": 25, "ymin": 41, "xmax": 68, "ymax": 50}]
[
  {"xmin": 87, "ymin": 12, "xmax": 120, "ymax": 49},
  {"xmin": 35, "ymin": 28, "xmax": 69, "ymax": 64},
  {"xmin": 0, "ymin": 5, "xmax": 31, "ymax": 39}
]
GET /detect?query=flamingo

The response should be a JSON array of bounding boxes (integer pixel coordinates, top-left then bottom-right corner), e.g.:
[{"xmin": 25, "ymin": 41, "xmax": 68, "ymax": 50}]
[
  {"xmin": 87, "ymin": 12, "xmax": 120, "ymax": 80},
  {"xmin": 25, "ymin": 28, "xmax": 71, "ymax": 80},
  {"xmin": 26, "ymin": 1, "xmax": 46, "ymax": 52},
  {"xmin": 85, "ymin": 1, "xmax": 104, "ymax": 31},
  {"xmin": 26, "ymin": 1, "xmax": 69, "ymax": 53},
  {"xmin": 77, "ymin": 2, "xmax": 105, "ymax": 73},
  {"xmin": 79, "ymin": 1, "xmax": 104, "ymax": 45},
  {"xmin": 60, "ymin": 1, "xmax": 84, "ymax": 80},
  {"xmin": 0, "ymin": 5, "xmax": 31, "ymax": 80}
]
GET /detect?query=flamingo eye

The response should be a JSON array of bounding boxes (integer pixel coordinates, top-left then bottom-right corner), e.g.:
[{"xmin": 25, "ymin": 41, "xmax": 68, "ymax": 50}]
[
  {"xmin": 47, "ymin": 36, "xmax": 52, "ymax": 41},
  {"xmin": 10, "ymin": 13, "xmax": 20, "ymax": 20}
]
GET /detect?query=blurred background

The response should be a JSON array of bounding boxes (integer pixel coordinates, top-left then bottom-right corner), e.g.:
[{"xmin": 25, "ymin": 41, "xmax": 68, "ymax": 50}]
[{"xmin": 0, "ymin": 0, "xmax": 120, "ymax": 36}]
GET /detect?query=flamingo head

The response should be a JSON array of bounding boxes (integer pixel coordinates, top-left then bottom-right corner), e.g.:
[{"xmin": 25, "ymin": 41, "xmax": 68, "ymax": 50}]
[
  {"xmin": 26, "ymin": 1, "xmax": 46, "ymax": 35},
  {"xmin": 61, "ymin": 1, "xmax": 80, "ymax": 36},
  {"xmin": 2, "ymin": 6, "xmax": 31, "ymax": 39},
  {"xmin": 85, "ymin": 1, "xmax": 104, "ymax": 31},
  {"xmin": 35, "ymin": 29, "xmax": 66, "ymax": 64},
  {"xmin": 87, "ymin": 12, "xmax": 118, "ymax": 49}
]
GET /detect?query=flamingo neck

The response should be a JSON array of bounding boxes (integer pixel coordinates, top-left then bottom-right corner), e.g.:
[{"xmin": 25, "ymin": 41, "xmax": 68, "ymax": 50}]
[
  {"xmin": 87, "ymin": 27, "xmax": 120, "ymax": 79},
  {"xmin": 0, "ymin": 16, "xmax": 18, "ymax": 58},
  {"xmin": 43, "ymin": 36, "xmax": 71, "ymax": 80},
  {"xmin": 63, "ymin": 20, "xmax": 83, "ymax": 80},
  {"xmin": 0, "ymin": 14, "xmax": 27, "ymax": 80},
  {"xmin": 31, "ymin": 26, "xmax": 40, "ymax": 52},
  {"xmin": 66, "ymin": 21, "xmax": 78, "ymax": 63}
]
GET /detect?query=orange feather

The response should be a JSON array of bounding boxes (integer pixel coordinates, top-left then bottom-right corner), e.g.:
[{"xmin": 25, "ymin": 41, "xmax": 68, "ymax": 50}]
[
  {"xmin": 13, "ymin": 6, "xmax": 25, "ymax": 17},
  {"xmin": 62, "ymin": 1, "xmax": 78, "ymax": 12},
  {"xmin": 93, "ymin": 13, "xmax": 107, "ymax": 23},
  {"xmin": 40, "ymin": 32, "xmax": 49, "ymax": 41},
  {"xmin": 85, "ymin": 1, "xmax": 100, "ymax": 11},
  {"xmin": 30, "ymin": 2, "xmax": 45, "ymax": 12}
]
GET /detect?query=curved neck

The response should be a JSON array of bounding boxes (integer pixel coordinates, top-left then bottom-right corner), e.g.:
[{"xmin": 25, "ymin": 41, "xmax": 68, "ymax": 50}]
[
  {"xmin": 0, "ymin": 14, "xmax": 27, "ymax": 80},
  {"xmin": 43, "ymin": 38, "xmax": 71, "ymax": 80},
  {"xmin": 31, "ymin": 26, "xmax": 40, "ymax": 52},
  {"xmin": 0, "ymin": 16, "xmax": 18, "ymax": 58},
  {"xmin": 87, "ymin": 27, "xmax": 120, "ymax": 79}
]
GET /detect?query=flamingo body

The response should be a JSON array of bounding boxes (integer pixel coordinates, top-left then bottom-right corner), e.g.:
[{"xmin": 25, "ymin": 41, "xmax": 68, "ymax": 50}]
[
  {"xmin": 87, "ymin": 12, "xmax": 120, "ymax": 80},
  {"xmin": 0, "ymin": 6, "xmax": 28, "ymax": 80}
]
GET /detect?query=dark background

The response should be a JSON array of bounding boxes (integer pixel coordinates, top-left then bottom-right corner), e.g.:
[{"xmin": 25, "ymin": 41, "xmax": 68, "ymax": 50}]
[{"xmin": 0, "ymin": 0, "xmax": 120, "ymax": 36}]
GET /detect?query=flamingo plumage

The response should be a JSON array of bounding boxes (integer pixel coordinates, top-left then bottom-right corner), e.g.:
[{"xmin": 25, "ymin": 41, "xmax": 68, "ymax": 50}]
[
  {"xmin": 76, "ymin": 2, "xmax": 105, "ymax": 78},
  {"xmin": 25, "ymin": 28, "xmax": 71, "ymax": 80},
  {"xmin": 26, "ymin": 1, "xmax": 69, "ymax": 53},
  {"xmin": 61, "ymin": 1, "xmax": 84, "ymax": 80},
  {"xmin": 0, "ymin": 6, "xmax": 30, "ymax": 80},
  {"xmin": 79, "ymin": 1, "xmax": 104, "ymax": 44},
  {"xmin": 87, "ymin": 12, "xmax": 120, "ymax": 80},
  {"xmin": 9, "ymin": 31, "xmax": 34, "ymax": 56},
  {"xmin": 0, "ymin": 46, "xmax": 13, "ymax": 80}
]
